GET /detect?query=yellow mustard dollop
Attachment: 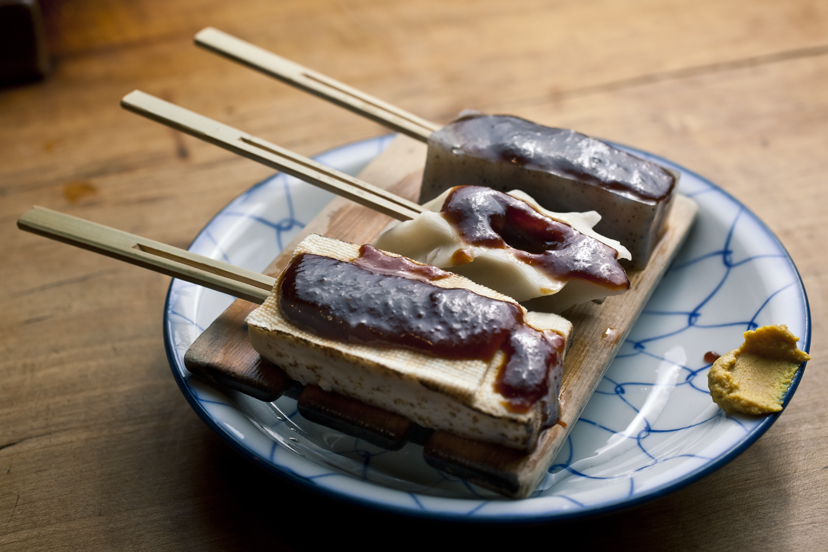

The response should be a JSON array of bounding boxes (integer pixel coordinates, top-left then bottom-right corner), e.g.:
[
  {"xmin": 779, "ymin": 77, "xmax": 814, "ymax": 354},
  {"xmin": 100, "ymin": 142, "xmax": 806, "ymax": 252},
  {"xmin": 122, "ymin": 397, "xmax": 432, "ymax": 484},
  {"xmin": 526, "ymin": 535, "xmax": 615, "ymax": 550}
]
[{"xmin": 707, "ymin": 324, "xmax": 811, "ymax": 415}]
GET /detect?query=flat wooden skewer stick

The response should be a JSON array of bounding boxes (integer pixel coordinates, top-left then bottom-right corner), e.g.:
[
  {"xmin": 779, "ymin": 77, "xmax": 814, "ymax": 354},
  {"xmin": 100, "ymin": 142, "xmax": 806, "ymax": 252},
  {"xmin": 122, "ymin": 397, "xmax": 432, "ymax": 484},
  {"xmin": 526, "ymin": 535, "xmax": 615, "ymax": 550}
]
[
  {"xmin": 194, "ymin": 27, "xmax": 441, "ymax": 143},
  {"xmin": 17, "ymin": 207, "xmax": 273, "ymax": 304},
  {"xmin": 120, "ymin": 90, "xmax": 424, "ymax": 222}
]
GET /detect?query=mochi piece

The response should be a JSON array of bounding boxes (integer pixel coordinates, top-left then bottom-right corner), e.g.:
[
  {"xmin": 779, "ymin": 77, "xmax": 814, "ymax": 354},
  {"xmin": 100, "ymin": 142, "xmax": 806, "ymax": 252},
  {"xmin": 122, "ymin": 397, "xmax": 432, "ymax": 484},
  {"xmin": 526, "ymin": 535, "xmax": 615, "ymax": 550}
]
[{"xmin": 374, "ymin": 186, "xmax": 631, "ymax": 313}]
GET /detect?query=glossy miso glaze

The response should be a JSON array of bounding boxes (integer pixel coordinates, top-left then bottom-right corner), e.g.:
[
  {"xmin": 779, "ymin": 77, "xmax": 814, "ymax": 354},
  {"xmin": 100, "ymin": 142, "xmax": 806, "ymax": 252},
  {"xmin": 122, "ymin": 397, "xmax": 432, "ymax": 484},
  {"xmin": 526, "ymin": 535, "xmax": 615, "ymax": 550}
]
[
  {"xmin": 278, "ymin": 246, "xmax": 565, "ymax": 417},
  {"xmin": 445, "ymin": 114, "xmax": 677, "ymax": 203},
  {"xmin": 441, "ymin": 186, "xmax": 630, "ymax": 291}
]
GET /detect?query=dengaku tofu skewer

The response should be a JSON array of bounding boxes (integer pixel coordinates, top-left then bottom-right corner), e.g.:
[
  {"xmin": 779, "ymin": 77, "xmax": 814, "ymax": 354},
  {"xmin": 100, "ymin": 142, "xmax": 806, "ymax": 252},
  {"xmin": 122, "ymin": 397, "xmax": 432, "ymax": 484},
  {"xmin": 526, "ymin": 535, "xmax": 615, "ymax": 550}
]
[
  {"xmin": 248, "ymin": 234, "xmax": 573, "ymax": 453},
  {"xmin": 16, "ymin": 207, "xmax": 571, "ymax": 487},
  {"xmin": 194, "ymin": 27, "xmax": 679, "ymax": 269},
  {"xmin": 121, "ymin": 91, "xmax": 634, "ymax": 311}
]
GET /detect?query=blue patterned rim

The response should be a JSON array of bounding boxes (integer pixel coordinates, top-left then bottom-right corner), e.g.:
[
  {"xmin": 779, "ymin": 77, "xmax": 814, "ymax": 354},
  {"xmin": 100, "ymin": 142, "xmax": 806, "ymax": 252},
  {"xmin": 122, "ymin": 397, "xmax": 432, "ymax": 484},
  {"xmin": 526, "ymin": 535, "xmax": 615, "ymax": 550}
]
[{"xmin": 163, "ymin": 134, "xmax": 810, "ymax": 521}]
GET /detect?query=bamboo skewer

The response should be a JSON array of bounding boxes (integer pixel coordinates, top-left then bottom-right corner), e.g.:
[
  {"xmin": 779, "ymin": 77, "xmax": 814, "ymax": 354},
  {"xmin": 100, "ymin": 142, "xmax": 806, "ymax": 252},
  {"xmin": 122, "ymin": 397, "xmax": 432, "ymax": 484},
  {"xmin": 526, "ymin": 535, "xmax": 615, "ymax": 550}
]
[
  {"xmin": 120, "ymin": 90, "xmax": 425, "ymax": 222},
  {"xmin": 17, "ymin": 207, "xmax": 273, "ymax": 304},
  {"xmin": 194, "ymin": 27, "xmax": 441, "ymax": 143}
]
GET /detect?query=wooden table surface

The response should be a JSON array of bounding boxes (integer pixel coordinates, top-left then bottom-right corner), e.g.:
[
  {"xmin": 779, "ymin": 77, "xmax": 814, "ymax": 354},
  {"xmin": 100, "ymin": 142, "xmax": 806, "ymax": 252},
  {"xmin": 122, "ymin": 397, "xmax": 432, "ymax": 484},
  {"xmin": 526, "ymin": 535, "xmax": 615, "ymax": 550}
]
[{"xmin": 2, "ymin": 0, "xmax": 826, "ymax": 549}]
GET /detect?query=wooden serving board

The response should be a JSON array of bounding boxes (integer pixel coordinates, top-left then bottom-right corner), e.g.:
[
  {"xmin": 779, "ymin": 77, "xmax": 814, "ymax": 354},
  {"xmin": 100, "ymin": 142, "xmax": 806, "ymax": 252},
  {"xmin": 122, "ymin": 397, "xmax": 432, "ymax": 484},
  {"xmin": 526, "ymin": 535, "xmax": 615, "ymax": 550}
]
[{"xmin": 184, "ymin": 134, "xmax": 697, "ymax": 498}]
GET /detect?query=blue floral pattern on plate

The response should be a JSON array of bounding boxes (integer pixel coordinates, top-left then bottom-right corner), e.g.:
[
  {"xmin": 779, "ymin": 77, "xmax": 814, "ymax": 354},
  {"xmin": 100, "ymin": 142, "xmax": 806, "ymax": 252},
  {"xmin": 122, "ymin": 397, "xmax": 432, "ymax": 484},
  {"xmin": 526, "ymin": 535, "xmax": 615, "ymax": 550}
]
[{"xmin": 163, "ymin": 135, "xmax": 810, "ymax": 520}]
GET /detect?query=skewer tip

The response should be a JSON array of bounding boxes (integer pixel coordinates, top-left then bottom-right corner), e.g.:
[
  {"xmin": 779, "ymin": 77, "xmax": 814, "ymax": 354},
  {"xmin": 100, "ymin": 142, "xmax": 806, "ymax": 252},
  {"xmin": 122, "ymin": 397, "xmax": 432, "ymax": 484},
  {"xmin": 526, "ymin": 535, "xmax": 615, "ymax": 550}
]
[
  {"xmin": 194, "ymin": 27, "xmax": 220, "ymax": 44},
  {"xmin": 120, "ymin": 89, "xmax": 143, "ymax": 107}
]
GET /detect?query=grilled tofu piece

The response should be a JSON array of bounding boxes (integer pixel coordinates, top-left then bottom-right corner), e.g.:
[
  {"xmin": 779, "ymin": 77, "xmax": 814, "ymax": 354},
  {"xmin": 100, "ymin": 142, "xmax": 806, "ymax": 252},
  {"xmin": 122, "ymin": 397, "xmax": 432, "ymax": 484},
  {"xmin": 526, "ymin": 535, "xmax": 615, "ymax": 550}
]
[
  {"xmin": 419, "ymin": 114, "xmax": 679, "ymax": 270},
  {"xmin": 246, "ymin": 234, "xmax": 572, "ymax": 452}
]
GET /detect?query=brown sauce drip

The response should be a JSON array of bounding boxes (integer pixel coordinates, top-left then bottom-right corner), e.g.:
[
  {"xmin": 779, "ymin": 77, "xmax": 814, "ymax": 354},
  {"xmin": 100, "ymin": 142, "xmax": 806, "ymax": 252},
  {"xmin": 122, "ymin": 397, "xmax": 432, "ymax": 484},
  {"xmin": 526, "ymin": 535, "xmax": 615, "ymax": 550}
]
[
  {"xmin": 278, "ymin": 246, "xmax": 565, "ymax": 419},
  {"xmin": 450, "ymin": 248, "xmax": 474, "ymax": 266},
  {"xmin": 704, "ymin": 351, "xmax": 721, "ymax": 364},
  {"xmin": 440, "ymin": 186, "xmax": 630, "ymax": 291},
  {"xmin": 353, "ymin": 244, "xmax": 451, "ymax": 282}
]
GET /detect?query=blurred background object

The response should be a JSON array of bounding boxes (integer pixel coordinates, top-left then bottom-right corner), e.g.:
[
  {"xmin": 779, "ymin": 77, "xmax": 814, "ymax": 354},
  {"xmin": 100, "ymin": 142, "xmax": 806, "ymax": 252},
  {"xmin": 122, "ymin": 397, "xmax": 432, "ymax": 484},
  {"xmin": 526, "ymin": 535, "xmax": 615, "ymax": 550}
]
[{"xmin": 0, "ymin": 0, "xmax": 49, "ymax": 86}]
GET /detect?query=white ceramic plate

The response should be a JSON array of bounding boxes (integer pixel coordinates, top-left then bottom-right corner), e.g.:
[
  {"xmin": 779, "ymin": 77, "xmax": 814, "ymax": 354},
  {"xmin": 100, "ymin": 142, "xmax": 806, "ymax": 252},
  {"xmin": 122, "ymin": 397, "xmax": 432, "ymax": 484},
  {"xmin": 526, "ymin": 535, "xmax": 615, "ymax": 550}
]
[{"xmin": 163, "ymin": 135, "xmax": 811, "ymax": 521}]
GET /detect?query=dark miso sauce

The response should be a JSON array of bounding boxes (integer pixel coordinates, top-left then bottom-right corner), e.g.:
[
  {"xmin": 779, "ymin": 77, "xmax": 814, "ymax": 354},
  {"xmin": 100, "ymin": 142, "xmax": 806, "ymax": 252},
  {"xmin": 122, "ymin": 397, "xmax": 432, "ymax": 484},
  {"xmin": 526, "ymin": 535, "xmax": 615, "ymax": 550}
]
[
  {"xmin": 447, "ymin": 114, "xmax": 677, "ymax": 203},
  {"xmin": 440, "ymin": 186, "xmax": 629, "ymax": 291},
  {"xmin": 278, "ymin": 245, "xmax": 565, "ymax": 419}
]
